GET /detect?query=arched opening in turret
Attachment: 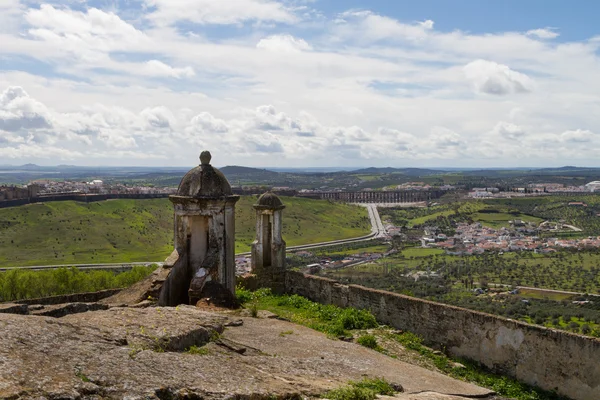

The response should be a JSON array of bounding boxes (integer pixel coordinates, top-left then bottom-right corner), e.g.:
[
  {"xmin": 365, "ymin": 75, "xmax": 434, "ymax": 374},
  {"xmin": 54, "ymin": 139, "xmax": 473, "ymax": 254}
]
[
  {"xmin": 261, "ymin": 213, "xmax": 272, "ymax": 267},
  {"xmin": 188, "ymin": 215, "xmax": 210, "ymax": 271}
]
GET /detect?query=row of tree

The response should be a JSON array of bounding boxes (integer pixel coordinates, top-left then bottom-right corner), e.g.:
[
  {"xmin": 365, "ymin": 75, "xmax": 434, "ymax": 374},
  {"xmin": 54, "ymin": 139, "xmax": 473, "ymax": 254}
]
[{"xmin": 0, "ymin": 265, "xmax": 156, "ymax": 302}]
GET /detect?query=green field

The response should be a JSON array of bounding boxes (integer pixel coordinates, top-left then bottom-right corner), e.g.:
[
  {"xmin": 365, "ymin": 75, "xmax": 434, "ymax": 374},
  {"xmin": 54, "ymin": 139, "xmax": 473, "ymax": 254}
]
[
  {"xmin": 0, "ymin": 197, "xmax": 370, "ymax": 267},
  {"xmin": 484, "ymin": 195, "xmax": 600, "ymax": 235},
  {"xmin": 472, "ymin": 211, "xmax": 544, "ymax": 228},
  {"xmin": 382, "ymin": 201, "xmax": 545, "ymax": 230},
  {"xmin": 313, "ymin": 244, "xmax": 390, "ymax": 257},
  {"xmin": 326, "ymin": 247, "xmax": 600, "ymax": 294}
]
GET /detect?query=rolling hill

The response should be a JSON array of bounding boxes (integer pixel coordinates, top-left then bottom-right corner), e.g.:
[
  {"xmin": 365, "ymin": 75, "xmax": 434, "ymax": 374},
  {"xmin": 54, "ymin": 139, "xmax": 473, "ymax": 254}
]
[{"xmin": 0, "ymin": 196, "xmax": 370, "ymax": 268}]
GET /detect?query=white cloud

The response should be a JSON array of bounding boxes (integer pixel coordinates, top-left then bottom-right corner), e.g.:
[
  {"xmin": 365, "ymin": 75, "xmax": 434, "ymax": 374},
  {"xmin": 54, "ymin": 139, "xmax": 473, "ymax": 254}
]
[
  {"xmin": 141, "ymin": 106, "xmax": 176, "ymax": 130},
  {"xmin": 0, "ymin": 86, "xmax": 52, "ymax": 132},
  {"xmin": 560, "ymin": 129, "xmax": 595, "ymax": 143},
  {"xmin": 527, "ymin": 28, "xmax": 559, "ymax": 39},
  {"xmin": 0, "ymin": 143, "xmax": 84, "ymax": 160},
  {"xmin": 23, "ymin": 5, "xmax": 149, "ymax": 64},
  {"xmin": 334, "ymin": 10, "xmax": 431, "ymax": 43},
  {"xmin": 143, "ymin": 0, "xmax": 296, "ymax": 26},
  {"xmin": 492, "ymin": 121, "xmax": 527, "ymax": 140},
  {"xmin": 464, "ymin": 60, "xmax": 533, "ymax": 95},
  {"xmin": 419, "ymin": 20, "xmax": 434, "ymax": 29},
  {"xmin": 97, "ymin": 130, "xmax": 137, "ymax": 149},
  {"xmin": 25, "ymin": 5, "xmax": 142, "ymax": 39},
  {"xmin": 430, "ymin": 126, "xmax": 464, "ymax": 148},
  {"xmin": 188, "ymin": 112, "xmax": 229, "ymax": 134},
  {"xmin": 143, "ymin": 60, "xmax": 195, "ymax": 78},
  {"xmin": 1, "ymin": 3, "xmax": 600, "ymax": 167},
  {"xmin": 0, "ymin": 0, "xmax": 21, "ymax": 33},
  {"xmin": 257, "ymin": 34, "xmax": 312, "ymax": 53}
]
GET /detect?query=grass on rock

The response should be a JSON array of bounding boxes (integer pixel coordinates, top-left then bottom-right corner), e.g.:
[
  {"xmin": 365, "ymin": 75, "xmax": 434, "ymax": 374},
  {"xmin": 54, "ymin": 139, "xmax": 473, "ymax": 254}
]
[{"xmin": 325, "ymin": 377, "xmax": 396, "ymax": 400}]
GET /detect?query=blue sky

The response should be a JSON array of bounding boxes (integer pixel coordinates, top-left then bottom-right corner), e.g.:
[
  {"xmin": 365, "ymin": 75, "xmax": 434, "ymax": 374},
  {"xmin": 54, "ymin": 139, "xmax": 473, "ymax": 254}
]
[
  {"xmin": 0, "ymin": 0, "xmax": 599, "ymax": 167},
  {"xmin": 324, "ymin": 0, "xmax": 599, "ymax": 40}
]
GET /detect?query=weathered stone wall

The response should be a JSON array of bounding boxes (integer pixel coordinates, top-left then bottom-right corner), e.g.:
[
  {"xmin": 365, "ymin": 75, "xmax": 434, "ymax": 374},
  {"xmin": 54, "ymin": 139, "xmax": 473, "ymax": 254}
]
[
  {"xmin": 13, "ymin": 288, "xmax": 122, "ymax": 305},
  {"xmin": 158, "ymin": 248, "xmax": 191, "ymax": 306},
  {"xmin": 285, "ymin": 271, "xmax": 600, "ymax": 400}
]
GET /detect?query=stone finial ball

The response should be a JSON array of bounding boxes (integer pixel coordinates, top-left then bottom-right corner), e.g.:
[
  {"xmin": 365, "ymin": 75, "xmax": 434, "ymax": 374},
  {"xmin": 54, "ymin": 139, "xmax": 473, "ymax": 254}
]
[{"xmin": 200, "ymin": 151, "xmax": 212, "ymax": 165}]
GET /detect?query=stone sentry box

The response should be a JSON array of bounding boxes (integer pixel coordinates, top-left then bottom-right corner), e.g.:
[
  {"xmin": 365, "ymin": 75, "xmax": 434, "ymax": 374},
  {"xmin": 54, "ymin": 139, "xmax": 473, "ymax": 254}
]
[
  {"xmin": 251, "ymin": 192, "xmax": 286, "ymax": 291},
  {"xmin": 158, "ymin": 151, "xmax": 239, "ymax": 306}
]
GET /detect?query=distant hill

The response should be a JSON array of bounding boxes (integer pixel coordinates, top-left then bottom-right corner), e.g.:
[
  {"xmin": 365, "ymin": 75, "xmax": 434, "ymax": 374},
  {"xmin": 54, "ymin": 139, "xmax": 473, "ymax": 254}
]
[
  {"xmin": 534, "ymin": 166, "xmax": 600, "ymax": 174},
  {"xmin": 220, "ymin": 165, "xmax": 279, "ymax": 175},
  {"xmin": 351, "ymin": 167, "xmax": 445, "ymax": 176},
  {"xmin": 220, "ymin": 166, "xmax": 283, "ymax": 184},
  {"xmin": 19, "ymin": 164, "xmax": 42, "ymax": 170}
]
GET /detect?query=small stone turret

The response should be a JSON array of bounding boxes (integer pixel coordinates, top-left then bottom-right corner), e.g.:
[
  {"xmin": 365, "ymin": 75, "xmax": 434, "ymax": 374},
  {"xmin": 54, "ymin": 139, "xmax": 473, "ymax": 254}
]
[
  {"xmin": 251, "ymin": 192, "xmax": 286, "ymax": 292},
  {"xmin": 158, "ymin": 151, "xmax": 240, "ymax": 307}
]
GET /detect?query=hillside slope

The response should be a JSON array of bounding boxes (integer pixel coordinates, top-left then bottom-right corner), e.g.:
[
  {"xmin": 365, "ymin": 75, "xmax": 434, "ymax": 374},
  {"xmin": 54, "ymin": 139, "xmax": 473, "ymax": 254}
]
[{"xmin": 0, "ymin": 197, "xmax": 370, "ymax": 267}]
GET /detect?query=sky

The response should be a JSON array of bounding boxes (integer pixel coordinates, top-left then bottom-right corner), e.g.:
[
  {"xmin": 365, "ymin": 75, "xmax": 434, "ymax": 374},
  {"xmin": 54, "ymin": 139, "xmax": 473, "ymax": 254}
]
[{"xmin": 0, "ymin": 0, "xmax": 599, "ymax": 168}]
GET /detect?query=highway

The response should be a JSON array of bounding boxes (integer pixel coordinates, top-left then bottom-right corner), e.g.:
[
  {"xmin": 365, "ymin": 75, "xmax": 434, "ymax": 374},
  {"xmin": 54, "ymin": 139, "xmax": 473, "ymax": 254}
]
[{"xmin": 0, "ymin": 204, "xmax": 389, "ymax": 271}]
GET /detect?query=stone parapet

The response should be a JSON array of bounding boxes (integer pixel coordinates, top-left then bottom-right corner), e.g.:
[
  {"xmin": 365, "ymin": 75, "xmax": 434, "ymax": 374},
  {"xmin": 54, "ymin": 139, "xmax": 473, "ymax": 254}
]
[{"xmin": 284, "ymin": 271, "xmax": 600, "ymax": 400}]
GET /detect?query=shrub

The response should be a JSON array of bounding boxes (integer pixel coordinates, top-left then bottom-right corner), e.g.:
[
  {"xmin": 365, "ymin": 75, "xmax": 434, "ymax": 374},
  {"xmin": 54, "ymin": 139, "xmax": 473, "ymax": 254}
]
[
  {"xmin": 235, "ymin": 287, "xmax": 252, "ymax": 304},
  {"xmin": 186, "ymin": 345, "xmax": 209, "ymax": 355},
  {"xmin": 325, "ymin": 378, "xmax": 396, "ymax": 400},
  {"xmin": 325, "ymin": 386, "xmax": 375, "ymax": 400},
  {"xmin": 350, "ymin": 377, "xmax": 395, "ymax": 396},
  {"xmin": 357, "ymin": 334, "xmax": 379, "ymax": 350},
  {"xmin": 338, "ymin": 308, "xmax": 378, "ymax": 330}
]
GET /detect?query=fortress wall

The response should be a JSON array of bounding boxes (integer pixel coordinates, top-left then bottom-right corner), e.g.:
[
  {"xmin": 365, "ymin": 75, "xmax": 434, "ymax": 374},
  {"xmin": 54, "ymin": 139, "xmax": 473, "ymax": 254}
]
[
  {"xmin": 0, "ymin": 193, "xmax": 170, "ymax": 209},
  {"xmin": 285, "ymin": 271, "xmax": 600, "ymax": 400},
  {"xmin": 13, "ymin": 288, "xmax": 122, "ymax": 305}
]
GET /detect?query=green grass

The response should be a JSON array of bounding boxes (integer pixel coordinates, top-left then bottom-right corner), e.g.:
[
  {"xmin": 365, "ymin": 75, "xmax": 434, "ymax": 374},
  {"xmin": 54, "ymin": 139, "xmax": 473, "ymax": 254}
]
[
  {"xmin": 186, "ymin": 345, "xmax": 210, "ymax": 355},
  {"xmin": 315, "ymin": 244, "xmax": 390, "ymax": 257},
  {"xmin": 236, "ymin": 288, "xmax": 378, "ymax": 337},
  {"xmin": 383, "ymin": 201, "xmax": 545, "ymax": 230},
  {"xmin": 517, "ymin": 288, "xmax": 574, "ymax": 302},
  {"xmin": 325, "ymin": 378, "xmax": 396, "ymax": 400},
  {"xmin": 409, "ymin": 209, "xmax": 455, "ymax": 226},
  {"xmin": 0, "ymin": 265, "xmax": 157, "ymax": 301},
  {"xmin": 400, "ymin": 247, "xmax": 445, "ymax": 258},
  {"xmin": 473, "ymin": 212, "xmax": 544, "ymax": 228},
  {"xmin": 0, "ymin": 196, "xmax": 370, "ymax": 267},
  {"xmin": 235, "ymin": 196, "xmax": 371, "ymax": 252}
]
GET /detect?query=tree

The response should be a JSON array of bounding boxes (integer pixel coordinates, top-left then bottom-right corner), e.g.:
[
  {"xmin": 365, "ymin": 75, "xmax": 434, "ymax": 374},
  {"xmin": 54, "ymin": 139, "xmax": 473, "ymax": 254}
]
[
  {"xmin": 581, "ymin": 324, "xmax": 592, "ymax": 335},
  {"xmin": 568, "ymin": 321, "xmax": 580, "ymax": 332}
]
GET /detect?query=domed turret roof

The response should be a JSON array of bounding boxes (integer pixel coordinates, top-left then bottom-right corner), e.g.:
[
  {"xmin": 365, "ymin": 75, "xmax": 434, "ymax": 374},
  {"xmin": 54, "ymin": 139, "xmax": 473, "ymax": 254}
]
[
  {"xmin": 176, "ymin": 151, "xmax": 233, "ymax": 198},
  {"xmin": 255, "ymin": 192, "xmax": 285, "ymax": 209}
]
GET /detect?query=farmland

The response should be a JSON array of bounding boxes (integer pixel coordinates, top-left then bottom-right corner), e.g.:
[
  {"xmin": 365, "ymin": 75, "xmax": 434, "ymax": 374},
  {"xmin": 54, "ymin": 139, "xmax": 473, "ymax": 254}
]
[{"xmin": 321, "ymin": 245, "xmax": 600, "ymax": 335}]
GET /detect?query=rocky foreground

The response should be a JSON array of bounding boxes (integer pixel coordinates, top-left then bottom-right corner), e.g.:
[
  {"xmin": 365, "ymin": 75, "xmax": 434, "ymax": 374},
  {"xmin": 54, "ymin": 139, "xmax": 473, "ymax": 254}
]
[{"xmin": 0, "ymin": 302, "xmax": 496, "ymax": 399}]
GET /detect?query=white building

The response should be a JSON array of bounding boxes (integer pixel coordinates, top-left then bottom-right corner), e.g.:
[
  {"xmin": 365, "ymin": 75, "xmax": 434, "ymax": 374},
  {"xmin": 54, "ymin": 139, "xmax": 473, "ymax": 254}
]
[{"xmin": 585, "ymin": 181, "xmax": 600, "ymax": 192}]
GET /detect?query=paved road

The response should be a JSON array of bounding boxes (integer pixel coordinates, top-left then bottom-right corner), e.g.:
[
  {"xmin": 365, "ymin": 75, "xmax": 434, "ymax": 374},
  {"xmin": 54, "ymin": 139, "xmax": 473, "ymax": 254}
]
[
  {"xmin": 1, "ymin": 204, "xmax": 389, "ymax": 271},
  {"xmin": 539, "ymin": 220, "xmax": 582, "ymax": 232},
  {"xmin": 490, "ymin": 283, "xmax": 600, "ymax": 298},
  {"xmin": 362, "ymin": 203, "xmax": 387, "ymax": 238}
]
